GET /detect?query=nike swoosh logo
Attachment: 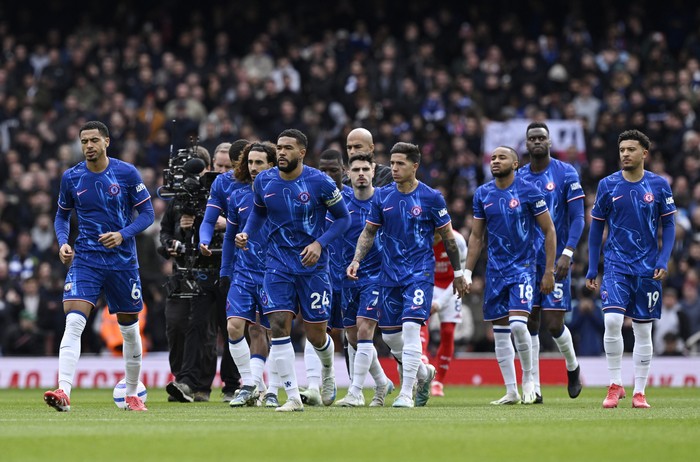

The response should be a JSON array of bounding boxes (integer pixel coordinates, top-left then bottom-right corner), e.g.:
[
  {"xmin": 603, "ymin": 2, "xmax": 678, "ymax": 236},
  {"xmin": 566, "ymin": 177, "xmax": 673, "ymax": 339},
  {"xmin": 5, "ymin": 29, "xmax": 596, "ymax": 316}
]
[
  {"xmin": 238, "ymin": 206, "xmax": 249, "ymax": 212},
  {"xmin": 77, "ymin": 189, "xmax": 88, "ymax": 196},
  {"xmin": 383, "ymin": 207, "xmax": 394, "ymax": 212},
  {"xmin": 612, "ymin": 195, "xmax": 624, "ymax": 202},
  {"xmin": 349, "ymin": 210, "xmax": 355, "ymax": 214},
  {"xmin": 264, "ymin": 193, "xmax": 276, "ymax": 198},
  {"xmin": 484, "ymin": 203, "xmax": 494, "ymax": 209},
  {"xmin": 132, "ymin": 354, "xmax": 142, "ymax": 359}
]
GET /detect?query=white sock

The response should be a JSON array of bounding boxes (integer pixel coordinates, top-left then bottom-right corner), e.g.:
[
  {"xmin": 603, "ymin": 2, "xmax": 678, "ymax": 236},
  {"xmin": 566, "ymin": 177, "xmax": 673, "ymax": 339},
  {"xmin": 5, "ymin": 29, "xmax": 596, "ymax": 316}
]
[
  {"xmin": 530, "ymin": 333, "xmax": 541, "ymax": 394},
  {"xmin": 271, "ymin": 337, "xmax": 300, "ymax": 401},
  {"xmin": 250, "ymin": 355, "xmax": 267, "ymax": 393},
  {"xmin": 58, "ymin": 311, "xmax": 87, "ymax": 396},
  {"xmin": 347, "ymin": 341, "xmax": 356, "ymax": 381},
  {"xmin": 494, "ymin": 326, "xmax": 517, "ymax": 395},
  {"xmin": 228, "ymin": 336, "xmax": 254, "ymax": 387},
  {"xmin": 510, "ymin": 316, "xmax": 532, "ymax": 383},
  {"xmin": 314, "ymin": 334, "xmax": 335, "ymax": 375},
  {"xmin": 382, "ymin": 331, "xmax": 404, "ymax": 363},
  {"xmin": 266, "ymin": 353, "xmax": 280, "ymax": 396},
  {"xmin": 632, "ymin": 322, "xmax": 653, "ymax": 395},
  {"xmin": 119, "ymin": 320, "xmax": 142, "ymax": 396},
  {"xmin": 553, "ymin": 325, "xmax": 579, "ymax": 371},
  {"xmin": 604, "ymin": 313, "xmax": 624, "ymax": 386},
  {"xmin": 368, "ymin": 346, "xmax": 388, "ymax": 387},
  {"xmin": 400, "ymin": 322, "xmax": 423, "ymax": 397},
  {"xmin": 304, "ymin": 339, "xmax": 321, "ymax": 391},
  {"xmin": 349, "ymin": 340, "xmax": 373, "ymax": 396}
]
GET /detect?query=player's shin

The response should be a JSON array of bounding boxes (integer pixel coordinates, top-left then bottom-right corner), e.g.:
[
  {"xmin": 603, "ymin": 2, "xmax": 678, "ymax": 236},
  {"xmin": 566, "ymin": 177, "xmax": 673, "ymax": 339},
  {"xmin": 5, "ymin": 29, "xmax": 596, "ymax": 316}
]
[{"xmin": 119, "ymin": 320, "xmax": 143, "ymax": 396}]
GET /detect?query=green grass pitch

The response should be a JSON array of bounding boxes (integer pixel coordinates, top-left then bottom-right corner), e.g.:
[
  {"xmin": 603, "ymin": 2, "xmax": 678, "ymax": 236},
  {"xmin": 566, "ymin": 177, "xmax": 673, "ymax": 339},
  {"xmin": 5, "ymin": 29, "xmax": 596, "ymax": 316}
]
[{"xmin": 1, "ymin": 386, "xmax": 698, "ymax": 462}]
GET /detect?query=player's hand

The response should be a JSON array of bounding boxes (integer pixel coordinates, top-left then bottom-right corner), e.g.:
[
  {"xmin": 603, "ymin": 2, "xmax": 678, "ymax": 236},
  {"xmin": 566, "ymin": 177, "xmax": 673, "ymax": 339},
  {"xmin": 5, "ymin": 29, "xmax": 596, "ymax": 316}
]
[
  {"xmin": 346, "ymin": 260, "xmax": 360, "ymax": 280},
  {"xmin": 554, "ymin": 255, "xmax": 571, "ymax": 281},
  {"xmin": 59, "ymin": 243, "xmax": 74, "ymax": 265},
  {"xmin": 430, "ymin": 301, "xmax": 440, "ymax": 315},
  {"xmin": 180, "ymin": 214, "xmax": 195, "ymax": 230},
  {"xmin": 98, "ymin": 232, "xmax": 123, "ymax": 249},
  {"xmin": 585, "ymin": 278, "xmax": 599, "ymax": 291},
  {"xmin": 653, "ymin": 268, "xmax": 667, "ymax": 280},
  {"xmin": 214, "ymin": 216, "xmax": 227, "ymax": 231},
  {"xmin": 300, "ymin": 241, "xmax": 322, "ymax": 267},
  {"xmin": 453, "ymin": 276, "xmax": 468, "ymax": 299},
  {"xmin": 199, "ymin": 243, "xmax": 212, "ymax": 256},
  {"xmin": 540, "ymin": 271, "xmax": 555, "ymax": 295},
  {"xmin": 235, "ymin": 232, "xmax": 249, "ymax": 250}
]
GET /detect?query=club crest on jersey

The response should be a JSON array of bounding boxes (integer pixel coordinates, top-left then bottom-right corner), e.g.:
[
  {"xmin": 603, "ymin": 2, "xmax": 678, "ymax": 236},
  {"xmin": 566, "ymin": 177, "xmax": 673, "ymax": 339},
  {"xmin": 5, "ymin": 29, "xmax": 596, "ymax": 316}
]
[
  {"xmin": 601, "ymin": 290, "xmax": 608, "ymax": 301},
  {"xmin": 643, "ymin": 193, "xmax": 654, "ymax": 203},
  {"xmin": 108, "ymin": 183, "xmax": 121, "ymax": 196},
  {"xmin": 545, "ymin": 181, "xmax": 556, "ymax": 191},
  {"xmin": 297, "ymin": 191, "xmax": 311, "ymax": 203},
  {"xmin": 410, "ymin": 205, "xmax": 422, "ymax": 217},
  {"xmin": 509, "ymin": 198, "xmax": 520, "ymax": 209}
]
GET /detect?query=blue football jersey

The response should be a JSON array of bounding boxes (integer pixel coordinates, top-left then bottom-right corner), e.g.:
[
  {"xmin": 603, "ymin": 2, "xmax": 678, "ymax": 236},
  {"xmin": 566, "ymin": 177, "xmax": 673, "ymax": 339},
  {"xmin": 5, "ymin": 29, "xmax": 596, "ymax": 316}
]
[
  {"xmin": 367, "ymin": 182, "xmax": 451, "ymax": 286},
  {"xmin": 226, "ymin": 184, "xmax": 267, "ymax": 285},
  {"xmin": 472, "ymin": 176, "xmax": 548, "ymax": 273},
  {"xmin": 57, "ymin": 158, "xmax": 151, "ymax": 270},
  {"xmin": 207, "ymin": 171, "xmax": 244, "ymax": 217},
  {"xmin": 519, "ymin": 159, "xmax": 584, "ymax": 265},
  {"xmin": 252, "ymin": 165, "xmax": 348, "ymax": 274},
  {"xmin": 590, "ymin": 171, "xmax": 676, "ymax": 276},
  {"xmin": 325, "ymin": 185, "xmax": 353, "ymax": 288}
]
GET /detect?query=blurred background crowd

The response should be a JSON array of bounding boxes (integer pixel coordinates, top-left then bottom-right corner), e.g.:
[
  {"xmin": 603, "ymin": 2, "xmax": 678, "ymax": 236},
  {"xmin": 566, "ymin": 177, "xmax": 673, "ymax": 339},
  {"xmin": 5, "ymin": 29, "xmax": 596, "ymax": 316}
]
[{"xmin": 0, "ymin": 0, "xmax": 699, "ymax": 358}]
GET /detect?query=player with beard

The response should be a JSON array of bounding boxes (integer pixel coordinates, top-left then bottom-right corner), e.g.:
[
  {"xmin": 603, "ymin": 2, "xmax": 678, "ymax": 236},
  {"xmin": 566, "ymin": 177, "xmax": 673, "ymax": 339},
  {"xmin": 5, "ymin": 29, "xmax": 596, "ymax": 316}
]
[
  {"xmin": 518, "ymin": 122, "xmax": 584, "ymax": 403},
  {"xmin": 464, "ymin": 146, "xmax": 556, "ymax": 405}
]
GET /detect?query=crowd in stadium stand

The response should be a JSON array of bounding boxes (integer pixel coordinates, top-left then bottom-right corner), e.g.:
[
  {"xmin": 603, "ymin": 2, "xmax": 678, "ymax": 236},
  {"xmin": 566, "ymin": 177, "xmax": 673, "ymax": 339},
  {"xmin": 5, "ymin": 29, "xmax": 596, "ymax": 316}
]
[{"xmin": 0, "ymin": 1, "xmax": 699, "ymax": 357}]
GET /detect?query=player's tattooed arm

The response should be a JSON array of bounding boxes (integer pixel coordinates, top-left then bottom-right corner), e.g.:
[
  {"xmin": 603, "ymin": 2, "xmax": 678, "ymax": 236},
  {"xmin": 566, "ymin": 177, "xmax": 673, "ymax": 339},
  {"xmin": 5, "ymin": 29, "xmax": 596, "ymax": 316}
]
[
  {"xmin": 347, "ymin": 223, "xmax": 379, "ymax": 280},
  {"xmin": 437, "ymin": 224, "xmax": 461, "ymax": 276}
]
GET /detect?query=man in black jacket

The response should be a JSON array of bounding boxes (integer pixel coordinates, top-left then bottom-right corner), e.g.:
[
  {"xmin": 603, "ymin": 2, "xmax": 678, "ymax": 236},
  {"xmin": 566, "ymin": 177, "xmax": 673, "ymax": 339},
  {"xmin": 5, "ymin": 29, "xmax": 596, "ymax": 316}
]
[{"xmin": 342, "ymin": 128, "xmax": 393, "ymax": 187}]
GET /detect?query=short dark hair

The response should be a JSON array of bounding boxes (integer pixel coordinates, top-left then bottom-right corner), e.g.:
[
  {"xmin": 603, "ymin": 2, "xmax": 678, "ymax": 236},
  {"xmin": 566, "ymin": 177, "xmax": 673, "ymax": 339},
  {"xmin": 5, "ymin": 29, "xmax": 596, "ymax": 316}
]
[
  {"xmin": 79, "ymin": 121, "xmax": 109, "ymax": 138},
  {"xmin": 229, "ymin": 139, "xmax": 250, "ymax": 163},
  {"xmin": 390, "ymin": 142, "xmax": 421, "ymax": 164},
  {"xmin": 235, "ymin": 142, "xmax": 277, "ymax": 183},
  {"xmin": 278, "ymin": 129, "xmax": 307, "ymax": 149},
  {"xmin": 526, "ymin": 121, "xmax": 549, "ymax": 135},
  {"xmin": 348, "ymin": 152, "xmax": 374, "ymax": 166},
  {"xmin": 496, "ymin": 145, "xmax": 519, "ymax": 162},
  {"xmin": 319, "ymin": 149, "xmax": 343, "ymax": 165},
  {"xmin": 618, "ymin": 129, "xmax": 651, "ymax": 150}
]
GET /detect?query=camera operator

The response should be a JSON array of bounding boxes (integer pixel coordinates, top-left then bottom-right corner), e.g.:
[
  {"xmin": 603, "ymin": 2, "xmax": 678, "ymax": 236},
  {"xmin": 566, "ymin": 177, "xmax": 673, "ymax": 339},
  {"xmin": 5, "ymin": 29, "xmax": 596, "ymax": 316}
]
[{"xmin": 160, "ymin": 144, "xmax": 240, "ymax": 402}]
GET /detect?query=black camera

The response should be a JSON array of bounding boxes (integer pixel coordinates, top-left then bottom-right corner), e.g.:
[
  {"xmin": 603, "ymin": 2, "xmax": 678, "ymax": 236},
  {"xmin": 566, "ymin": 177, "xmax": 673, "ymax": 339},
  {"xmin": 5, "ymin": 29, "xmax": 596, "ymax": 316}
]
[{"xmin": 159, "ymin": 148, "xmax": 218, "ymax": 217}]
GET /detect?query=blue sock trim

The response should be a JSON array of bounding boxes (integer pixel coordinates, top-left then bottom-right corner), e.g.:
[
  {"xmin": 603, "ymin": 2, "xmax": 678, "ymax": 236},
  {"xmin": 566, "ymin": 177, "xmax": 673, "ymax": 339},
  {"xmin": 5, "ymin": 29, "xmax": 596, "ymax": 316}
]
[
  {"xmin": 251, "ymin": 354, "xmax": 267, "ymax": 362},
  {"xmin": 228, "ymin": 336, "xmax": 245, "ymax": 345},
  {"xmin": 493, "ymin": 327, "xmax": 511, "ymax": 334},
  {"xmin": 316, "ymin": 335, "xmax": 331, "ymax": 352},
  {"xmin": 271, "ymin": 337, "xmax": 292, "ymax": 346},
  {"xmin": 382, "ymin": 328, "xmax": 401, "ymax": 335},
  {"xmin": 66, "ymin": 310, "xmax": 88, "ymax": 321},
  {"xmin": 508, "ymin": 319, "xmax": 528, "ymax": 325},
  {"xmin": 357, "ymin": 339, "xmax": 374, "ymax": 345}
]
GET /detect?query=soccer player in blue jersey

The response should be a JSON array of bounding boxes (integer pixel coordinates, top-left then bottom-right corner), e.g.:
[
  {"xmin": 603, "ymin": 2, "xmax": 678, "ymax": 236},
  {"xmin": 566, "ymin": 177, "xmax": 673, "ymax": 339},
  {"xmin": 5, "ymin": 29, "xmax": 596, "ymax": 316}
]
[
  {"xmin": 335, "ymin": 153, "xmax": 394, "ymax": 407},
  {"xmin": 235, "ymin": 129, "xmax": 350, "ymax": 412},
  {"xmin": 297, "ymin": 148, "xmax": 349, "ymax": 406},
  {"xmin": 519, "ymin": 122, "xmax": 584, "ymax": 403},
  {"xmin": 222, "ymin": 142, "xmax": 281, "ymax": 408},
  {"xmin": 586, "ymin": 130, "xmax": 676, "ymax": 409},
  {"xmin": 348, "ymin": 142, "xmax": 468, "ymax": 408},
  {"xmin": 465, "ymin": 146, "xmax": 556, "ymax": 405},
  {"xmin": 45, "ymin": 121, "xmax": 154, "ymax": 412}
]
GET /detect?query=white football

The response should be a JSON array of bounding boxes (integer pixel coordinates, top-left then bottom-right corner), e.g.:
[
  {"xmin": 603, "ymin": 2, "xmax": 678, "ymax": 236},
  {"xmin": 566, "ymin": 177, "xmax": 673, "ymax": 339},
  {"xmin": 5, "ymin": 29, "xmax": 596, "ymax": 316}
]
[{"xmin": 113, "ymin": 379, "xmax": 148, "ymax": 409}]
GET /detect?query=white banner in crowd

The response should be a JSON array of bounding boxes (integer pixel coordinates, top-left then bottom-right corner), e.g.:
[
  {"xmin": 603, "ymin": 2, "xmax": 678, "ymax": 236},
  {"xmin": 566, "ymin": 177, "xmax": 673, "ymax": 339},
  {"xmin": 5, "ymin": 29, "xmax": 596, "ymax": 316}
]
[
  {"xmin": 1, "ymin": 354, "xmax": 699, "ymax": 389},
  {"xmin": 483, "ymin": 119, "xmax": 586, "ymax": 159}
]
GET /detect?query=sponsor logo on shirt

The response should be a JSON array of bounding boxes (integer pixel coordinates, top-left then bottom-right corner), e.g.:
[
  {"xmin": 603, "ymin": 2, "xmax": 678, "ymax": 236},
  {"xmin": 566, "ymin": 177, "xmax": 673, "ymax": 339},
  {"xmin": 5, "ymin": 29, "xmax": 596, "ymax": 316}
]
[
  {"xmin": 438, "ymin": 208, "xmax": 448, "ymax": 217},
  {"xmin": 643, "ymin": 193, "xmax": 654, "ymax": 203},
  {"xmin": 665, "ymin": 196, "xmax": 675, "ymax": 205},
  {"xmin": 535, "ymin": 199, "xmax": 546, "ymax": 208},
  {"xmin": 135, "ymin": 183, "xmax": 146, "ymax": 192},
  {"xmin": 571, "ymin": 182, "xmax": 582, "ymax": 190}
]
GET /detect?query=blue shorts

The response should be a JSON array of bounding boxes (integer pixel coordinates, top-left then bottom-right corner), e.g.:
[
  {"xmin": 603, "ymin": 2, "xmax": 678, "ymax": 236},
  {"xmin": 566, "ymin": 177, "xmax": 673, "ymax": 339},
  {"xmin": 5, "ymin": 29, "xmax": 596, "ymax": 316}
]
[
  {"xmin": 226, "ymin": 280, "xmax": 271, "ymax": 329},
  {"xmin": 63, "ymin": 265, "xmax": 143, "ymax": 314},
  {"xmin": 483, "ymin": 272, "xmax": 535, "ymax": 322},
  {"xmin": 378, "ymin": 281, "xmax": 433, "ymax": 330},
  {"xmin": 533, "ymin": 265, "xmax": 572, "ymax": 311},
  {"xmin": 263, "ymin": 270, "xmax": 331, "ymax": 323},
  {"xmin": 342, "ymin": 283, "xmax": 381, "ymax": 327},
  {"xmin": 600, "ymin": 272, "xmax": 662, "ymax": 320},
  {"xmin": 328, "ymin": 289, "xmax": 344, "ymax": 330}
]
